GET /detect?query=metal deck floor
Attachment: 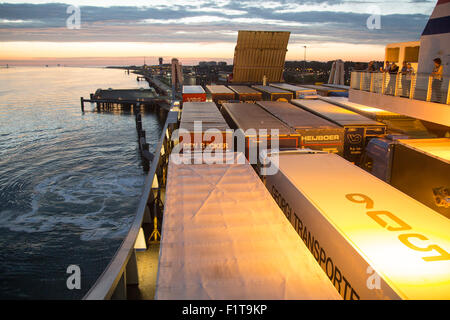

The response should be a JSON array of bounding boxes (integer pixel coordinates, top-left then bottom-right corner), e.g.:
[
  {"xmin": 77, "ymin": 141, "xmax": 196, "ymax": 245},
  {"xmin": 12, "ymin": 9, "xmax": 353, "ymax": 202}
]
[{"xmin": 127, "ymin": 243, "xmax": 160, "ymax": 300}]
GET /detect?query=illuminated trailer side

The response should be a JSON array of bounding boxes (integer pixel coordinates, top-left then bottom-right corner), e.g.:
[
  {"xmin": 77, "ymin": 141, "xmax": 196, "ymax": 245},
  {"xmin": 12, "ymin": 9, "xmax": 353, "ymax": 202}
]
[
  {"xmin": 291, "ymin": 99, "xmax": 386, "ymax": 164},
  {"xmin": 263, "ymin": 150, "xmax": 450, "ymax": 300},
  {"xmin": 206, "ymin": 85, "xmax": 236, "ymax": 105},
  {"xmin": 228, "ymin": 85, "xmax": 262, "ymax": 103},
  {"xmin": 319, "ymin": 96, "xmax": 433, "ymax": 138},
  {"xmin": 155, "ymin": 153, "xmax": 342, "ymax": 300},
  {"xmin": 390, "ymin": 139, "xmax": 450, "ymax": 218},
  {"xmin": 256, "ymin": 101, "xmax": 344, "ymax": 155},
  {"xmin": 221, "ymin": 103, "xmax": 300, "ymax": 160},
  {"xmin": 269, "ymin": 83, "xmax": 318, "ymax": 99},
  {"xmin": 251, "ymin": 85, "xmax": 293, "ymax": 102},
  {"xmin": 182, "ymin": 85, "xmax": 206, "ymax": 103},
  {"xmin": 178, "ymin": 102, "xmax": 231, "ymax": 151},
  {"xmin": 301, "ymin": 84, "xmax": 347, "ymax": 97}
]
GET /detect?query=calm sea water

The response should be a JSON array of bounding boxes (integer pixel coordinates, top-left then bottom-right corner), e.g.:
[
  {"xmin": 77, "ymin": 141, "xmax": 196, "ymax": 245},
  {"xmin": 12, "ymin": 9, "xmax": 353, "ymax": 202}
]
[{"xmin": 0, "ymin": 67, "xmax": 164, "ymax": 299}]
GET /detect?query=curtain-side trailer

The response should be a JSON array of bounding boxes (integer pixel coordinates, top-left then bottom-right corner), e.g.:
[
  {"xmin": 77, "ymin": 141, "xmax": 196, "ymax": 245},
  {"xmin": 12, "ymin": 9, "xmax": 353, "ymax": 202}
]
[
  {"xmin": 262, "ymin": 150, "xmax": 450, "ymax": 300},
  {"xmin": 221, "ymin": 103, "xmax": 300, "ymax": 160},
  {"xmin": 155, "ymin": 152, "xmax": 342, "ymax": 300},
  {"xmin": 291, "ymin": 99, "xmax": 386, "ymax": 164},
  {"xmin": 178, "ymin": 102, "xmax": 231, "ymax": 151},
  {"xmin": 228, "ymin": 85, "xmax": 262, "ymax": 103},
  {"xmin": 252, "ymin": 85, "xmax": 293, "ymax": 102},
  {"xmin": 206, "ymin": 85, "xmax": 236, "ymax": 105},
  {"xmin": 270, "ymin": 83, "xmax": 318, "ymax": 99},
  {"xmin": 319, "ymin": 97, "xmax": 434, "ymax": 138},
  {"xmin": 256, "ymin": 101, "xmax": 344, "ymax": 155},
  {"xmin": 182, "ymin": 85, "xmax": 207, "ymax": 103}
]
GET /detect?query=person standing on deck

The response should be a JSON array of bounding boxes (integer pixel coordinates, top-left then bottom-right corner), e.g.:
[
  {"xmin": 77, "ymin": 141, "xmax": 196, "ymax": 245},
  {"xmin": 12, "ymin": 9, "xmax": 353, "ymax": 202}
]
[
  {"xmin": 387, "ymin": 62, "xmax": 399, "ymax": 95},
  {"xmin": 401, "ymin": 62, "xmax": 414, "ymax": 97},
  {"xmin": 431, "ymin": 58, "xmax": 443, "ymax": 103}
]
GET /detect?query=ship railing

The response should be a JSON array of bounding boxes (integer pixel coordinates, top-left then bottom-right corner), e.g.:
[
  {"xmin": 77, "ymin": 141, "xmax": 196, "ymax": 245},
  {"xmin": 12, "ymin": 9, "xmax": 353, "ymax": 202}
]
[
  {"xmin": 82, "ymin": 107, "xmax": 178, "ymax": 300},
  {"xmin": 350, "ymin": 71, "xmax": 450, "ymax": 105}
]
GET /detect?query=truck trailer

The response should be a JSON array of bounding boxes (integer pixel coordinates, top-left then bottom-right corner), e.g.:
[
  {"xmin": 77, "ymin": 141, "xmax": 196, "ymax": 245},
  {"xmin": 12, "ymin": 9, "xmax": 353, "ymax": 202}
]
[
  {"xmin": 221, "ymin": 103, "xmax": 300, "ymax": 160},
  {"xmin": 262, "ymin": 150, "xmax": 450, "ymax": 300},
  {"xmin": 256, "ymin": 101, "xmax": 344, "ymax": 155},
  {"xmin": 291, "ymin": 99, "xmax": 387, "ymax": 164},
  {"xmin": 270, "ymin": 83, "xmax": 319, "ymax": 99},
  {"xmin": 319, "ymin": 97, "xmax": 434, "ymax": 138},
  {"xmin": 251, "ymin": 85, "xmax": 293, "ymax": 102},
  {"xmin": 362, "ymin": 138, "xmax": 450, "ymax": 218},
  {"xmin": 301, "ymin": 84, "xmax": 348, "ymax": 97},
  {"xmin": 178, "ymin": 102, "xmax": 231, "ymax": 151},
  {"xmin": 182, "ymin": 85, "xmax": 206, "ymax": 103},
  {"xmin": 155, "ymin": 152, "xmax": 342, "ymax": 300},
  {"xmin": 228, "ymin": 85, "xmax": 262, "ymax": 103},
  {"xmin": 206, "ymin": 85, "xmax": 236, "ymax": 105}
]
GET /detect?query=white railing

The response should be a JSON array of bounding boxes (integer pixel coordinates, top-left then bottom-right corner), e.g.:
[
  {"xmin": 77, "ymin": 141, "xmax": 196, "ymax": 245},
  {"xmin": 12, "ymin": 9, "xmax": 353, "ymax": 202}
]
[
  {"xmin": 83, "ymin": 109, "xmax": 178, "ymax": 300},
  {"xmin": 351, "ymin": 71, "xmax": 450, "ymax": 105}
]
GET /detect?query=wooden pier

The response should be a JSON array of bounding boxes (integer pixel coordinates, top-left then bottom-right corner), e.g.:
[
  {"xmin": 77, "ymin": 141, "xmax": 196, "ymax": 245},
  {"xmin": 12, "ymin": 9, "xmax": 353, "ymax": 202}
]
[{"xmin": 80, "ymin": 88, "xmax": 171, "ymax": 113}]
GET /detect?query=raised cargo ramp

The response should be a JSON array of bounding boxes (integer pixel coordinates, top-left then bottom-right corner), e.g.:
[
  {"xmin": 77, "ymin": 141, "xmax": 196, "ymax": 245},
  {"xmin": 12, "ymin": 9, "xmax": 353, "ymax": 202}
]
[
  {"xmin": 232, "ymin": 31, "xmax": 290, "ymax": 83},
  {"xmin": 264, "ymin": 151, "xmax": 450, "ymax": 300},
  {"xmin": 155, "ymin": 153, "xmax": 342, "ymax": 300}
]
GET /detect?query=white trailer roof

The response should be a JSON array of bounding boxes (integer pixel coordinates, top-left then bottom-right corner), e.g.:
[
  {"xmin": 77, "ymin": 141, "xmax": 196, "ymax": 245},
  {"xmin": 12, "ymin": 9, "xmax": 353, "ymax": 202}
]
[
  {"xmin": 180, "ymin": 102, "xmax": 230, "ymax": 132},
  {"xmin": 155, "ymin": 153, "xmax": 342, "ymax": 300},
  {"xmin": 265, "ymin": 151, "xmax": 450, "ymax": 300},
  {"xmin": 206, "ymin": 85, "xmax": 234, "ymax": 94},
  {"xmin": 291, "ymin": 99, "xmax": 385, "ymax": 126},
  {"xmin": 183, "ymin": 85, "xmax": 205, "ymax": 94},
  {"xmin": 270, "ymin": 83, "xmax": 317, "ymax": 94},
  {"xmin": 319, "ymin": 97, "xmax": 405, "ymax": 119},
  {"xmin": 397, "ymin": 138, "xmax": 450, "ymax": 163}
]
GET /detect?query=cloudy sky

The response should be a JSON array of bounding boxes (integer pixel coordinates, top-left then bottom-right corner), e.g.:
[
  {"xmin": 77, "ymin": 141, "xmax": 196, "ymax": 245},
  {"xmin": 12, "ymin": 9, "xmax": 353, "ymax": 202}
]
[{"xmin": 0, "ymin": 0, "xmax": 437, "ymax": 65}]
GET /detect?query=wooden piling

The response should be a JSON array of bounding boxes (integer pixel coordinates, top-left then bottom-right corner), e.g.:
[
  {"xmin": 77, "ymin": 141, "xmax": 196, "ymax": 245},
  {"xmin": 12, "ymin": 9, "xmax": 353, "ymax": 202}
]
[{"xmin": 80, "ymin": 97, "xmax": 85, "ymax": 112}]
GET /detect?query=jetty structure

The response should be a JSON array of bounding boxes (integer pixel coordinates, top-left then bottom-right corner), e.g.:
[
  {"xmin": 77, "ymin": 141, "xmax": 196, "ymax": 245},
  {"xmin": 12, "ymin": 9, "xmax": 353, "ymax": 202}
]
[{"xmin": 83, "ymin": 2, "xmax": 449, "ymax": 301}]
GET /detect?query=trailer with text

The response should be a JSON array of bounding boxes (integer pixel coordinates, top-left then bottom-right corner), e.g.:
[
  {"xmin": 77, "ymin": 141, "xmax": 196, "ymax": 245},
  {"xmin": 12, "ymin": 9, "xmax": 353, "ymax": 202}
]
[
  {"xmin": 291, "ymin": 99, "xmax": 386, "ymax": 164},
  {"xmin": 256, "ymin": 101, "xmax": 344, "ymax": 155},
  {"xmin": 221, "ymin": 103, "xmax": 300, "ymax": 160},
  {"xmin": 262, "ymin": 150, "xmax": 450, "ymax": 300},
  {"xmin": 178, "ymin": 102, "xmax": 231, "ymax": 151}
]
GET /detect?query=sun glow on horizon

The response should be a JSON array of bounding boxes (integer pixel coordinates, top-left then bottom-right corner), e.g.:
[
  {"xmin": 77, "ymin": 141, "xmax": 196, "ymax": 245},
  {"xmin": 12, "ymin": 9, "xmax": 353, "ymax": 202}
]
[{"xmin": 0, "ymin": 41, "xmax": 385, "ymax": 66}]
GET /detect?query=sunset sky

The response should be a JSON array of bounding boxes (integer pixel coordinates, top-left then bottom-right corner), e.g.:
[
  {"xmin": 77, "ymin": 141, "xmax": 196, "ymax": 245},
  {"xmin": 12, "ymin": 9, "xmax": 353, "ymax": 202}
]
[{"xmin": 0, "ymin": 0, "xmax": 437, "ymax": 66}]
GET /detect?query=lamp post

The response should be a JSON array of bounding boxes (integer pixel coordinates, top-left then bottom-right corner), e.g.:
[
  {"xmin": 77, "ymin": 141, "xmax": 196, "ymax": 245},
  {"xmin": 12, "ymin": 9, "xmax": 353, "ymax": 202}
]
[{"xmin": 304, "ymin": 46, "xmax": 307, "ymax": 72}]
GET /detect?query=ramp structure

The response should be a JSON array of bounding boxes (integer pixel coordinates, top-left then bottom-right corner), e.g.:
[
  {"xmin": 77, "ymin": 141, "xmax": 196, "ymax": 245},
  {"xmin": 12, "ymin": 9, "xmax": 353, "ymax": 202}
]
[{"xmin": 232, "ymin": 31, "xmax": 290, "ymax": 83}]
